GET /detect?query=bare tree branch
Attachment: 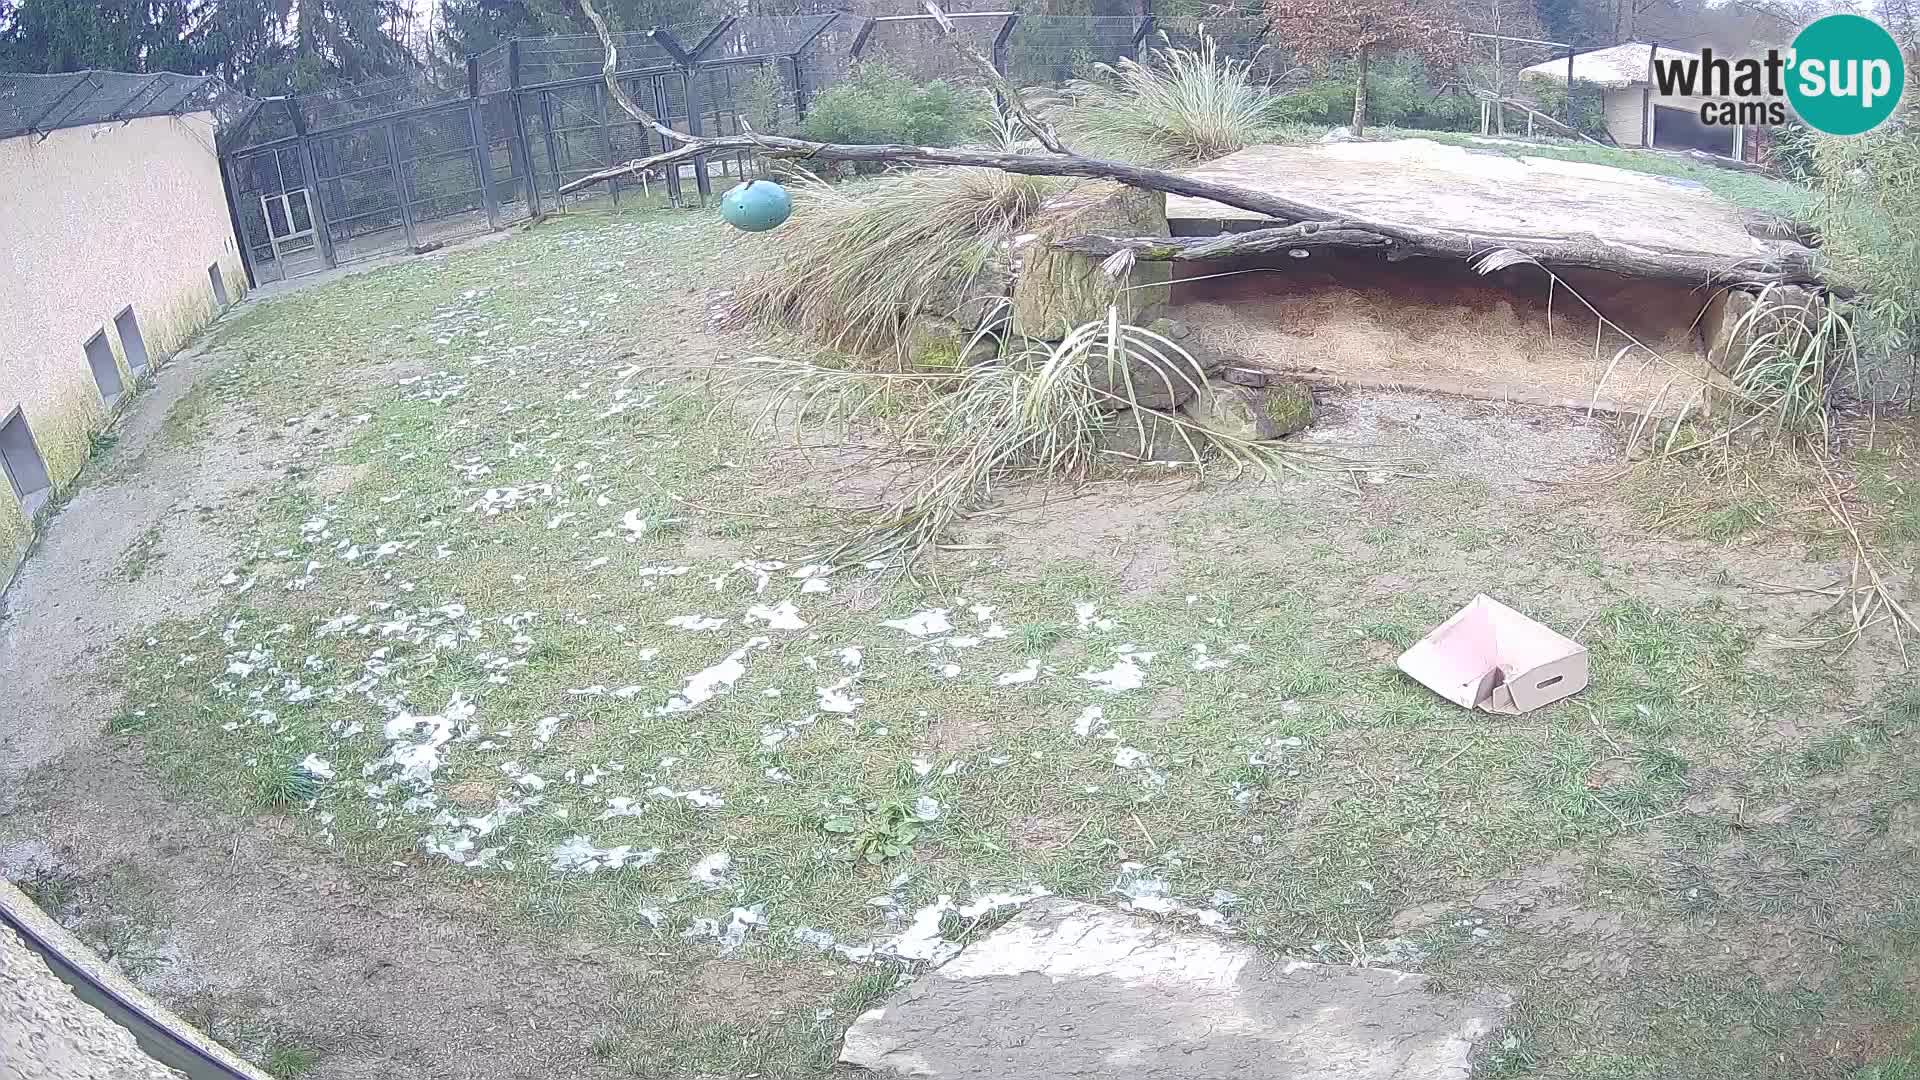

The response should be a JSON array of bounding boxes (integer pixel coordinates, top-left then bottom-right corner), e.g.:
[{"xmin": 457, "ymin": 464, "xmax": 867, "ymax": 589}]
[
  {"xmin": 577, "ymin": 0, "xmax": 693, "ymax": 147},
  {"xmin": 559, "ymin": 0, "xmax": 1829, "ymax": 291},
  {"xmin": 918, "ymin": 0, "xmax": 1072, "ymax": 154}
]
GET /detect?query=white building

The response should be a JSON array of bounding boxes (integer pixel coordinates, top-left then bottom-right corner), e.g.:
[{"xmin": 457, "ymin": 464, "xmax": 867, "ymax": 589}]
[
  {"xmin": 0, "ymin": 71, "xmax": 247, "ymax": 587},
  {"xmin": 1521, "ymin": 42, "xmax": 1756, "ymax": 159}
]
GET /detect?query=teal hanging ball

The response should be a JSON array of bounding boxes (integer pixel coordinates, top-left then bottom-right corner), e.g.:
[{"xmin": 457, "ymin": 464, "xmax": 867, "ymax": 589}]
[{"xmin": 720, "ymin": 179, "xmax": 792, "ymax": 232}]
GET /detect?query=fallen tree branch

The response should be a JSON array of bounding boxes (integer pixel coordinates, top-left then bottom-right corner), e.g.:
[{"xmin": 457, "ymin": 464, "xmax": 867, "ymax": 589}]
[
  {"xmin": 568, "ymin": 0, "xmax": 1829, "ymax": 291},
  {"xmin": 1056, "ymin": 224, "xmax": 1835, "ymax": 289}
]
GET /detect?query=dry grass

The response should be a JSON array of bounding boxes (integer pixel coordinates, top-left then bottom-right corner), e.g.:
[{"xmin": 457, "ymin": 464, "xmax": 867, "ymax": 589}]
[
  {"xmin": 735, "ymin": 166, "xmax": 1063, "ymax": 363},
  {"xmin": 1046, "ymin": 35, "xmax": 1290, "ymax": 166},
  {"xmin": 723, "ymin": 307, "xmax": 1349, "ymax": 570}
]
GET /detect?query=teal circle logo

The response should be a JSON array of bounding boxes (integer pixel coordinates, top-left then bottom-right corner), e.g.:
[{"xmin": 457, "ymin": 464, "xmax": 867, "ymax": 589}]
[{"xmin": 1786, "ymin": 14, "xmax": 1905, "ymax": 135}]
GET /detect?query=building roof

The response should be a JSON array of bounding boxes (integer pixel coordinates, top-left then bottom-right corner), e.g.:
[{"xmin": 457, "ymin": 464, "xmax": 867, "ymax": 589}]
[
  {"xmin": 0, "ymin": 70, "xmax": 227, "ymax": 141},
  {"xmin": 1519, "ymin": 43, "xmax": 1695, "ymax": 89}
]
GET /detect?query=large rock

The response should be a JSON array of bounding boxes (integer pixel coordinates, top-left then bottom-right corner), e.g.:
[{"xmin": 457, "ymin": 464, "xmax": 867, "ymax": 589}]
[
  {"xmin": 1700, "ymin": 285, "xmax": 1824, "ymax": 377},
  {"xmin": 840, "ymin": 898, "xmax": 1507, "ymax": 1079},
  {"xmin": 905, "ymin": 314, "xmax": 1001, "ymax": 370},
  {"xmin": 1011, "ymin": 183, "xmax": 1172, "ymax": 339},
  {"xmin": 928, "ymin": 246, "xmax": 1018, "ymax": 331},
  {"xmin": 1179, "ymin": 378, "xmax": 1314, "ymax": 440},
  {"xmin": 1096, "ymin": 409, "xmax": 1207, "ymax": 463},
  {"xmin": 1085, "ymin": 349, "xmax": 1208, "ymax": 411}
]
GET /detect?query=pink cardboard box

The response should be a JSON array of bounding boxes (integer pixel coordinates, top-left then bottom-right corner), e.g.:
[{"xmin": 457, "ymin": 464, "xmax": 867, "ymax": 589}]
[{"xmin": 1396, "ymin": 595, "xmax": 1588, "ymax": 715}]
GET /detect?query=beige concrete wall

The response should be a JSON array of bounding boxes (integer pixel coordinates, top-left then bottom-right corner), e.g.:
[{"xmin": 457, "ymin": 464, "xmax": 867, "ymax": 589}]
[
  {"xmin": 0, "ymin": 111, "xmax": 244, "ymax": 587},
  {"xmin": 1603, "ymin": 87, "xmax": 1649, "ymax": 146}
]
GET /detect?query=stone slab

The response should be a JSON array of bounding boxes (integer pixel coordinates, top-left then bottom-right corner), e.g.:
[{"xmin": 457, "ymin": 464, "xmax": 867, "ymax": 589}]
[
  {"xmin": 1167, "ymin": 139, "xmax": 1777, "ymax": 263},
  {"xmin": 840, "ymin": 899, "xmax": 1507, "ymax": 1079}
]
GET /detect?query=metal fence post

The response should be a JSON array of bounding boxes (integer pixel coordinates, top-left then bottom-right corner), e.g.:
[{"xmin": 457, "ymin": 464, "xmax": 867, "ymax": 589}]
[
  {"xmin": 467, "ymin": 56, "xmax": 501, "ymax": 230},
  {"xmin": 508, "ymin": 41, "xmax": 542, "ymax": 217},
  {"xmin": 683, "ymin": 67, "xmax": 711, "ymax": 202},
  {"xmin": 1566, "ymin": 48, "xmax": 1575, "ymax": 128},
  {"xmin": 538, "ymin": 89, "xmax": 564, "ymax": 210},
  {"xmin": 789, "ymin": 55, "xmax": 808, "ymax": 119},
  {"xmin": 383, "ymin": 121, "xmax": 420, "ymax": 249},
  {"xmin": 1130, "ymin": 15, "xmax": 1156, "ymax": 61},
  {"xmin": 597, "ymin": 80, "xmax": 619, "ymax": 206},
  {"xmin": 992, "ymin": 13, "xmax": 1019, "ymax": 80},
  {"xmin": 656, "ymin": 77, "xmax": 684, "ymax": 205},
  {"xmin": 286, "ymin": 100, "xmax": 338, "ymax": 269}
]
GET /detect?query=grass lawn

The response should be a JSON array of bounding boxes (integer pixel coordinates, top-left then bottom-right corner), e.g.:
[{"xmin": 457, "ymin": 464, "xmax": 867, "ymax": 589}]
[{"xmin": 101, "ymin": 201, "xmax": 1917, "ymax": 1078}]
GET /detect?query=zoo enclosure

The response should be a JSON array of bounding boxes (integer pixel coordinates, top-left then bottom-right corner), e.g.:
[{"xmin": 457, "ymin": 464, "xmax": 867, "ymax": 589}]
[
  {"xmin": 216, "ymin": 12, "xmax": 1282, "ymax": 285},
  {"xmin": 216, "ymin": 12, "xmax": 1578, "ymax": 287}
]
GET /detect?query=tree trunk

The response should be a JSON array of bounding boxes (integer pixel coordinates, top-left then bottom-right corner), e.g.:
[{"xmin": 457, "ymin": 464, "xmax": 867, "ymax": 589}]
[
  {"xmin": 1052, "ymin": 226, "xmax": 1835, "ymax": 292},
  {"xmin": 1352, "ymin": 45, "xmax": 1370, "ymax": 135}
]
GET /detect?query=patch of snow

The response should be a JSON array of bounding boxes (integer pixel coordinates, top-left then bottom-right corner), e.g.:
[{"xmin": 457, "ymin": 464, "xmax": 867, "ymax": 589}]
[
  {"xmin": 883, "ymin": 608, "xmax": 953, "ymax": 638},
  {"xmin": 744, "ymin": 600, "xmax": 807, "ymax": 631},
  {"xmin": 659, "ymin": 637, "xmax": 768, "ymax": 714},
  {"xmin": 650, "ymin": 786, "xmax": 725, "ymax": 809},
  {"xmin": 689, "ymin": 851, "xmax": 733, "ymax": 886},
  {"xmin": 994, "ymin": 659, "xmax": 1041, "ymax": 686},
  {"xmin": 816, "ymin": 676, "xmax": 862, "ymax": 715},
  {"xmin": 550, "ymin": 837, "xmax": 659, "ymax": 874}
]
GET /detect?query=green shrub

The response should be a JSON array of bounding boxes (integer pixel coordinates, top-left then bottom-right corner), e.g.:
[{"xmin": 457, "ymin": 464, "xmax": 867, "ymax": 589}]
[
  {"xmin": 1271, "ymin": 55, "xmax": 1478, "ymax": 132},
  {"xmin": 1517, "ymin": 79, "xmax": 1610, "ymax": 140},
  {"xmin": 741, "ymin": 63, "xmax": 790, "ymax": 136},
  {"xmin": 1809, "ymin": 126, "xmax": 1920, "ymax": 400},
  {"xmin": 798, "ymin": 62, "xmax": 986, "ymax": 147}
]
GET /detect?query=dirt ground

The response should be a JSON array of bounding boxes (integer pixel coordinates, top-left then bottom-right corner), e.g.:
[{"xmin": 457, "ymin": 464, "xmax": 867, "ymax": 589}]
[
  {"xmin": 0, "ymin": 209, "xmax": 1913, "ymax": 1080},
  {"xmin": 0, "ymin": 328, "xmax": 659, "ymax": 1079}
]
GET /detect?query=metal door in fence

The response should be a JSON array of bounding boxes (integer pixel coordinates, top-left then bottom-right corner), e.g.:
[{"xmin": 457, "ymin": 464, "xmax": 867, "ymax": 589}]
[{"xmin": 229, "ymin": 146, "xmax": 325, "ymax": 283}]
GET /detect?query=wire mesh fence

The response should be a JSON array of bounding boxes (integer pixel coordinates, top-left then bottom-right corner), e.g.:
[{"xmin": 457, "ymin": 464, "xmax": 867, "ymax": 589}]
[
  {"xmin": 0, "ymin": 70, "xmax": 230, "ymax": 140},
  {"xmin": 213, "ymin": 13, "xmax": 1572, "ymax": 287}
]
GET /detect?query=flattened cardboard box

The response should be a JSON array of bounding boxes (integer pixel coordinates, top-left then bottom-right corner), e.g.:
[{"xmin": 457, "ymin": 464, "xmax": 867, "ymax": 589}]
[{"xmin": 1397, "ymin": 595, "xmax": 1588, "ymax": 715}]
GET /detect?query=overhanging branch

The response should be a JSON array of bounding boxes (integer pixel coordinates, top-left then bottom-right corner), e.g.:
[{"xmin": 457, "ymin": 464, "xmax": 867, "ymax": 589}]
[{"xmin": 564, "ymin": 0, "xmax": 1830, "ymax": 292}]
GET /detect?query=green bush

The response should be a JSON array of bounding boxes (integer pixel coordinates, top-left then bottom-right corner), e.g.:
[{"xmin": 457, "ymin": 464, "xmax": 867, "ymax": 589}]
[
  {"xmin": 798, "ymin": 63, "xmax": 985, "ymax": 147},
  {"xmin": 1520, "ymin": 79, "xmax": 1610, "ymax": 140},
  {"xmin": 1270, "ymin": 55, "xmax": 1479, "ymax": 132},
  {"xmin": 740, "ymin": 63, "xmax": 790, "ymax": 136},
  {"xmin": 1809, "ymin": 126, "xmax": 1920, "ymax": 400}
]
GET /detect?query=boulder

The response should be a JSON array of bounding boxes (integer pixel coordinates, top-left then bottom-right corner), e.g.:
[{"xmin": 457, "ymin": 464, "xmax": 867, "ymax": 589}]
[
  {"xmin": 1097, "ymin": 409, "xmax": 1207, "ymax": 464},
  {"xmin": 1144, "ymin": 317, "xmax": 1192, "ymax": 343},
  {"xmin": 929, "ymin": 246, "xmax": 1018, "ymax": 331},
  {"xmin": 1700, "ymin": 285, "xmax": 1824, "ymax": 377},
  {"xmin": 904, "ymin": 314, "xmax": 968, "ymax": 370},
  {"xmin": 1011, "ymin": 183, "xmax": 1172, "ymax": 339},
  {"xmin": 839, "ymin": 898, "xmax": 1508, "ymax": 1080},
  {"xmin": 1084, "ymin": 349, "xmax": 1207, "ymax": 411},
  {"xmin": 1179, "ymin": 379, "xmax": 1314, "ymax": 441}
]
